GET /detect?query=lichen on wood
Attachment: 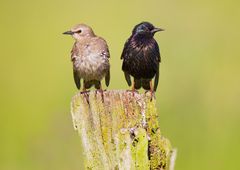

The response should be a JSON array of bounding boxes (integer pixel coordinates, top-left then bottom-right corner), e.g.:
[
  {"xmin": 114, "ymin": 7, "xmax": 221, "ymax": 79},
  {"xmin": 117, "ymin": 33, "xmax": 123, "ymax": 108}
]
[{"xmin": 71, "ymin": 90, "xmax": 176, "ymax": 170}]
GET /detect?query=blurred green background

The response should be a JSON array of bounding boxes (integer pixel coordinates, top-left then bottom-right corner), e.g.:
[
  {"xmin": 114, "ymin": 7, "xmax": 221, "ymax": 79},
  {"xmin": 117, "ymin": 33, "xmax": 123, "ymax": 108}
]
[{"xmin": 1, "ymin": 0, "xmax": 240, "ymax": 169}]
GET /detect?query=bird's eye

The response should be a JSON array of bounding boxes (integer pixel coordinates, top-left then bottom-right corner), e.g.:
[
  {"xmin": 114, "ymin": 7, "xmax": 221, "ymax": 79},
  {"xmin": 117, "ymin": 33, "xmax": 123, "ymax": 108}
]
[{"xmin": 76, "ymin": 30, "xmax": 82, "ymax": 33}]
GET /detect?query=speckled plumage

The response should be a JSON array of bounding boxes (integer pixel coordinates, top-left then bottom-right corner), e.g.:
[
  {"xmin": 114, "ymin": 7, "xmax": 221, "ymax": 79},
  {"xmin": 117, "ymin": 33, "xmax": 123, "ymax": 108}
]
[
  {"xmin": 121, "ymin": 22, "xmax": 163, "ymax": 91},
  {"xmin": 64, "ymin": 24, "xmax": 110, "ymax": 90}
]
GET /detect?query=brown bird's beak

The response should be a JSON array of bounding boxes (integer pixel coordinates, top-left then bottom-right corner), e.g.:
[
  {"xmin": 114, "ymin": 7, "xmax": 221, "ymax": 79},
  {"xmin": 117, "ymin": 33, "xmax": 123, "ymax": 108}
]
[
  {"xmin": 63, "ymin": 30, "xmax": 74, "ymax": 35},
  {"xmin": 151, "ymin": 28, "xmax": 164, "ymax": 33}
]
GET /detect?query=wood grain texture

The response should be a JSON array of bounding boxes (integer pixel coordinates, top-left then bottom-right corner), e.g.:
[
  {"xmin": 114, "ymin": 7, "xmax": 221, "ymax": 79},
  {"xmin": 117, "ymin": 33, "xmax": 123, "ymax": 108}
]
[{"xmin": 71, "ymin": 90, "xmax": 176, "ymax": 170}]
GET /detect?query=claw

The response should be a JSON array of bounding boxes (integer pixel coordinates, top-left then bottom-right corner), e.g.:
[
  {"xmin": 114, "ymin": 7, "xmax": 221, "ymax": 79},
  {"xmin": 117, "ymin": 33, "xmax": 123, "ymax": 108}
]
[
  {"xmin": 126, "ymin": 81, "xmax": 139, "ymax": 97},
  {"xmin": 95, "ymin": 89, "xmax": 104, "ymax": 103},
  {"xmin": 81, "ymin": 89, "xmax": 90, "ymax": 104},
  {"xmin": 144, "ymin": 80, "xmax": 154, "ymax": 101},
  {"xmin": 96, "ymin": 83, "xmax": 104, "ymax": 103},
  {"xmin": 127, "ymin": 89, "xmax": 138, "ymax": 97}
]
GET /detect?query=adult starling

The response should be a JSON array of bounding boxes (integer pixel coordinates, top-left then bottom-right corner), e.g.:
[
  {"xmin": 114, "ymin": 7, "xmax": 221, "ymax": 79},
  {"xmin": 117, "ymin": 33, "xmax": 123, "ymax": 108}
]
[
  {"xmin": 63, "ymin": 24, "xmax": 110, "ymax": 97},
  {"xmin": 121, "ymin": 22, "xmax": 164, "ymax": 97}
]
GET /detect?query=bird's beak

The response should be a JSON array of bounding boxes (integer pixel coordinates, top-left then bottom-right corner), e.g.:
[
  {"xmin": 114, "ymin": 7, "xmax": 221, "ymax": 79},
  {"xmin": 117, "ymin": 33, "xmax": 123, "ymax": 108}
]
[
  {"xmin": 63, "ymin": 30, "xmax": 74, "ymax": 35},
  {"xmin": 152, "ymin": 28, "xmax": 164, "ymax": 33}
]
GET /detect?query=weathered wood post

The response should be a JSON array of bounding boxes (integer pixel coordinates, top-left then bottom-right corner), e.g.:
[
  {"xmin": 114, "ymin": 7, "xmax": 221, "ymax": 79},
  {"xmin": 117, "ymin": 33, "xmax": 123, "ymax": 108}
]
[{"xmin": 71, "ymin": 90, "xmax": 176, "ymax": 170}]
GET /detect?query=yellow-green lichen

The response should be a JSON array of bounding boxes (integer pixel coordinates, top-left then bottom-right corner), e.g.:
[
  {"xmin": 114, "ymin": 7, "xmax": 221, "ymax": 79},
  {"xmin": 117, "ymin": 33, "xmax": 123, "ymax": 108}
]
[{"xmin": 71, "ymin": 90, "xmax": 175, "ymax": 170}]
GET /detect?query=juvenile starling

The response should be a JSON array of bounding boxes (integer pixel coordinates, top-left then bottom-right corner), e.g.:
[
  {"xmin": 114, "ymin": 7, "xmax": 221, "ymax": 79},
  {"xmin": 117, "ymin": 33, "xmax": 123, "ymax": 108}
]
[
  {"xmin": 121, "ymin": 22, "xmax": 164, "ymax": 97},
  {"xmin": 63, "ymin": 24, "xmax": 110, "ymax": 97}
]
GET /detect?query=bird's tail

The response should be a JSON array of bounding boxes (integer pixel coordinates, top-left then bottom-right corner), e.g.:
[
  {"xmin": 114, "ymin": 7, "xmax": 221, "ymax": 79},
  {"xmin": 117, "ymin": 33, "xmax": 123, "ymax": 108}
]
[
  {"xmin": 141, "ymin": 79, "xmax": 151, "ymax": 90},
  {"xmin": 84, "ymin": 80, "xmax": 101, "ymax": 89},
  {"xmin": 134, "ymin": 79, "xmax": 151, "ymax": 90},
  {"xmin": 134, "ymin": 79, "xmax": 141, "ymax": 90}
]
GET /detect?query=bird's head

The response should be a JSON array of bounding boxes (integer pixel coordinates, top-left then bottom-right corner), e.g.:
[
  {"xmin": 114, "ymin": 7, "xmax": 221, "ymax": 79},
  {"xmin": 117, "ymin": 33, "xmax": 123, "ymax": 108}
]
[
  {"xmin": 63, "ymin": 24, "xmax": 95, "ymax": 40},
  {"xmin": 132, "ymin": 22, "xmax": 164, "ymax": 38}
]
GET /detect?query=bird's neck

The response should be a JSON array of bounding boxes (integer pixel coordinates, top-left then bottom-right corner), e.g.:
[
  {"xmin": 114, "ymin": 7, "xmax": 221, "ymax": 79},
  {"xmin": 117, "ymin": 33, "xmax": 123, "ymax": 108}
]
[
  {"xmin": 76, "ymin": 35, "xmax": 95, "ymax": 42},
  {"xmin": 133, "ymin": 33, "xmax": 152, "ymax": 40},
  {"xmin": 86, "ymin": 33, "xmax": 96, "ymax": 37},
  {"xmin": 132, "ymin": 34, "xmax": 153, "ymax": 44}
]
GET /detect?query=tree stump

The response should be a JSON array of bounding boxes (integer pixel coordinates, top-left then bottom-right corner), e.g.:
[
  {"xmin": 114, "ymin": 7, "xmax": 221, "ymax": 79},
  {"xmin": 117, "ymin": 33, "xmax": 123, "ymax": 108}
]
[{"xmin": 71, "ymin": 90, "xmax": 176, "ymax": 170}]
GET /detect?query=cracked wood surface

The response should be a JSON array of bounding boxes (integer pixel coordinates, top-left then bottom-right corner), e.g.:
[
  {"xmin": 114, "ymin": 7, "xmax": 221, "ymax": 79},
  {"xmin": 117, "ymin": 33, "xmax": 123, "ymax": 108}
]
[{"xmin": 71, "ymin": 90, "xmax": 176, "ymax": 170}]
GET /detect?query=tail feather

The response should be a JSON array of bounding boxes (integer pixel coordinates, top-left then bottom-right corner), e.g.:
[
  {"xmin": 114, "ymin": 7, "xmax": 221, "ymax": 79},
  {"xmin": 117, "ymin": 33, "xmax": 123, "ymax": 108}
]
[
  {"xmin": 134, "ymin": 79, "xmax": 141, "ymax": 89},
  {"xmin": 141, "ymin": 79, "xmax": 151, "ymax": 90},
  {"xmin": 84, "ymin": 80, "xmax": 101, "ymax": 89},
  {"xmin": 94, "ymin": 81, "xmax": 101, "ymax": 89},
  {"xmin": 134, "ymin": 79, "xmax": 151, "ymax": 90}
]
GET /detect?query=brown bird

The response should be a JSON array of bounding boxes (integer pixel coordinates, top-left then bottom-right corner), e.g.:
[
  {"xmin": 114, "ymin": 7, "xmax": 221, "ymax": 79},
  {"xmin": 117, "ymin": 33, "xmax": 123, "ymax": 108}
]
[{"xmin": 63, "ymin": 24, "xmax": 110, "ymax": 97}]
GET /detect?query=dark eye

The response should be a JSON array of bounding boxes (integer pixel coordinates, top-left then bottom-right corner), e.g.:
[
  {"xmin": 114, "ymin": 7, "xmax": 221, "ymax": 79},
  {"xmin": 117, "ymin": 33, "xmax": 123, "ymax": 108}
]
[{"xmin": 76, "ymin": 30, "xmax": 82, "ymax": 33}]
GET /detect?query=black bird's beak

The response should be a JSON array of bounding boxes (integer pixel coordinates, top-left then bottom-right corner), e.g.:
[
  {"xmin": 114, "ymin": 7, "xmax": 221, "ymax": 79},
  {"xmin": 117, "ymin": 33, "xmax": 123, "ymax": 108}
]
[
  {"xmin": 63, "ymin": 30, "xmax": 74, "ymax": 35},
  {"xmin": 151, "ymin": 28, "xmax": 164, "ymax": 34}
]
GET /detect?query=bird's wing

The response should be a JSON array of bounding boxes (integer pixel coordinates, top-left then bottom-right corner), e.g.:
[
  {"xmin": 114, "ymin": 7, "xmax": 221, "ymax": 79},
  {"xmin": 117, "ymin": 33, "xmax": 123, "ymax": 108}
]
[
  {"xmin": 121, "ymin": 38, "xmax": 133, "ymax": 86},
  {"xmin": 121, "ymin": 38, "xmax": 130, "ymax": 60},
  {"xmin": 154, "ymin": 40, "xmax": 161, "ymax": 63},
  {"xmin": 71, "ymin": 42, "xmax": 81, "ymax": 89},
  {"xmin": 124, "ymin": 71, "xmax": 132, "ymax": 86},
  {"xmin": 71, "ymin": 42, "xmax": 79, "ymax": 61},
  {"xmin": 93, "ymin": 37, "xmax": 110, "ymax": 87},
  {"xmin": 94, "ymin": 37, "xmax": 110, "ymax": 58},
  {"xmin": 153, "ymin": 41, "xmax": 161, "ymax": 91},
  {"xmin": 154, "ymin": 63, "xmax": 159, "ymax": 91},
  {"xmin": 120, "ymin": 38, "xmax": 132, "ymax": 85},
  {"xmin": 105, "ymin": 69, "xmax": 110, "ymax": 87},
  {"xmin": 73, "ymin": 69, "xmax": 81, "ymax": 89}
]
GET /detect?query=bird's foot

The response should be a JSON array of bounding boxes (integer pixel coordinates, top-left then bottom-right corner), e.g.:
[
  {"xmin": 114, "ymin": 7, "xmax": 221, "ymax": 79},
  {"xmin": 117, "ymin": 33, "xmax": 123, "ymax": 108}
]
[
  {"xmin": 95, "ymin": 89, "xmax": 104, "ymax": 103},
  {"xmin": 80, "ymin": 90, "xmax": 90, "ymax": 94},
  {"xmin": 145, "ymin": 90, "xmax": 155, "ymax": 101},
  {"xmin": 127, "ymin": 89, "xmax": 139, "ymax": 97},
  {"xmin": 81, "ymin": 90, "xmax": 90, "ymax": 104}
]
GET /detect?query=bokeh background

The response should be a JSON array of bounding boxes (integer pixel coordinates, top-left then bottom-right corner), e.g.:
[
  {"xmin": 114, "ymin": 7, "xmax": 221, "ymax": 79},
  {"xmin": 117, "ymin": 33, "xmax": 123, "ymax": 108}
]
[{"xmin": 1, "ymin": 0, "xmax": 240, "ymax": 169}]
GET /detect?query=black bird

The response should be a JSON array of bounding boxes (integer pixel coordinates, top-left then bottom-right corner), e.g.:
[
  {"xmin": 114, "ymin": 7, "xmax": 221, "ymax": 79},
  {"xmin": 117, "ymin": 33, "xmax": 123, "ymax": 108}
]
[{"xmin": 121, "ymin": 22, "xmax": 164, "ymax": 97}]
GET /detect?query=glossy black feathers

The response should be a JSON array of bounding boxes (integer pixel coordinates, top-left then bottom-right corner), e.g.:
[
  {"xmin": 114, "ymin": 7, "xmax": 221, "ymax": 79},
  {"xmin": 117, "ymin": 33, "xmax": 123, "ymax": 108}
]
[{"xmin": 121, "ymin": 22, "xmax": 162, "ymax": 91}]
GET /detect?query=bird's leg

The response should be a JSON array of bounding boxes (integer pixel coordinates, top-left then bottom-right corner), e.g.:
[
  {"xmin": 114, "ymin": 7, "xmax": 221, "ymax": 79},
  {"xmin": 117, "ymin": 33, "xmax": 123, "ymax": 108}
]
[
  {"xmin": 100, "ymin": 84, "xmax": 104, "ymax": 103},
  {"xmin": 132, "ymin": 82, "xmax": 135, "ymax": 97},
  {"xmin": 145, "ymin": 80, "xmax": 154, "ymax": 100},
  {"xmin": 81, "ymin": 86, "xmax": 90, "ymax": 104},
  {"xmin": 127, "ymin": 82, "xmax": 135, "ymax": 96},
  {"xmin": 127, "ymin": 81, "xmax": 138, "ymax": 97},
  {"xmin": 96, "ymin": 82, "xmax": 104, "ymax": 103}
]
